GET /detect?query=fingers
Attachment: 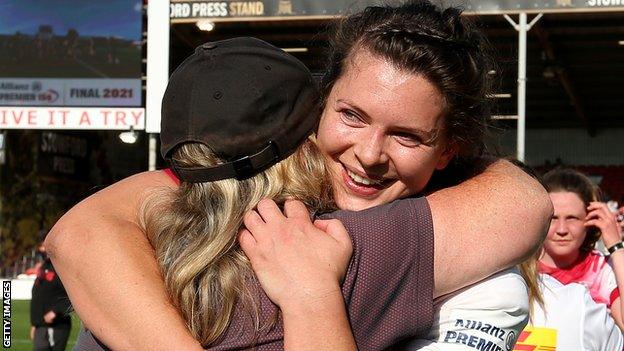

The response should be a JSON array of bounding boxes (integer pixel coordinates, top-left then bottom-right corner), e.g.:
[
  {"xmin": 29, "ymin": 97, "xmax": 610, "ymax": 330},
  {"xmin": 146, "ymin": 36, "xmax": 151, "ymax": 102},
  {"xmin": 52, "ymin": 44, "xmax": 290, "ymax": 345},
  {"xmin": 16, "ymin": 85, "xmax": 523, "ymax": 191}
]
[
  {"xmin": 256, "ymin": 198, "xmax": 285, "ymax": 223},
  {"xmin": 313, "ymin": 218, "xmax": 331, "ymax": 232},
  {"xmin": 243, "ymin": 198, "xmax": 286, "ymax": 233},
  {"xmin": 585, "ymin": 204, "xmax": 621, "ymax": 244},
  {"xmin": 243, "ymin": 199, "xmax": 294, "ymax": 247},
  {"xmin": 243, "ymin": 209, "xmax": 266, "ymax": 232},
  {"xmin": 586, "ymin": 202, "xmax": 612, "ymax": 219},
  {"xmin": 587, "ymin": 202, "xmax": 620, "ymax": 220},
  {"xmin": 239, "ymin": 229, "xmax": 261, "ymax": 263},
  {"xmin": 314, "ymin": 219, "xmax": 352, "ymax": 248},
  {"xmin": 586, "ymin": 206, "xmax": 618, "ymax": 224},
  {"xmin": 584, "ymin": 219, "xmax": 601, "ymax": 228},
  {"xmin": 283, "ymin": 199, "xmax": 311, "ymax": 220},
  {"xmin": 588, "ymin": 202, "xmax": 610, "ymax": 213},
  {"xmin": 252, "ymin": 199, "xmax": 311, "ymax": 224},
  {"xmin": 238, "ymin": 228, "xmax": 257, "ymax": 249},
  {"xmin": 585, "ymin": 209, "xmax": 604, "ymax": 221}
]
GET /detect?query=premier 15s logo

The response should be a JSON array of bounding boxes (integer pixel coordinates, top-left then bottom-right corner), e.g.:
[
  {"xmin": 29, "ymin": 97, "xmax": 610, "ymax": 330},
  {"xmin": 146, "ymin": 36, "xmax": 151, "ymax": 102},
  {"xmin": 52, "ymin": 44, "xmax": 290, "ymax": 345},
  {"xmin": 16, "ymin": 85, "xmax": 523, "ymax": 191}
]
[{"xmin": 443, "ymin": 319, "xmax": 517, "ymax": 351}]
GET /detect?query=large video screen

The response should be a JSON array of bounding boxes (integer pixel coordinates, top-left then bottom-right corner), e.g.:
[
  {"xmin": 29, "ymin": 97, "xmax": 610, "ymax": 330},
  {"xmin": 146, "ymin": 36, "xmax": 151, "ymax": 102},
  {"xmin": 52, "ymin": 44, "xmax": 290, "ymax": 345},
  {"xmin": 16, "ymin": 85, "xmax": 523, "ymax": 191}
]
[{"xmin": 0, "ymin": 0, "xmax": 143, "ymax": 107}]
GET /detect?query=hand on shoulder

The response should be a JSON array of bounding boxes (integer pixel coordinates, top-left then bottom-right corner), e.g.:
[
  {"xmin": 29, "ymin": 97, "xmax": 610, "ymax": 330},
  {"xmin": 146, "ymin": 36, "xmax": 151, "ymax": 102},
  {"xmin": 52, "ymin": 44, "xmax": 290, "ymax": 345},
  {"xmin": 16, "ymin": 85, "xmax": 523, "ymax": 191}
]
[{"xmin": 239, "ymin": 198, "xmax": 352, "ymax": 310}]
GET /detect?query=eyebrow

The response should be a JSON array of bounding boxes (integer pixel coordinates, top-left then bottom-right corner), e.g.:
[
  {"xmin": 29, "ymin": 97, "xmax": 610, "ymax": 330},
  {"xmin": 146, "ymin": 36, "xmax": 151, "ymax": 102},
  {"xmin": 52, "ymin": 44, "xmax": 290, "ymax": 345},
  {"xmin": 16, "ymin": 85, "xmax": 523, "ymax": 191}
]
[
  {"xmin": 412, "ymin": 127, "xmax": 441, "ymax": 145},
  {"xmin": 335, "ymin": 98, "xmax": 371, "ymax": 121}
]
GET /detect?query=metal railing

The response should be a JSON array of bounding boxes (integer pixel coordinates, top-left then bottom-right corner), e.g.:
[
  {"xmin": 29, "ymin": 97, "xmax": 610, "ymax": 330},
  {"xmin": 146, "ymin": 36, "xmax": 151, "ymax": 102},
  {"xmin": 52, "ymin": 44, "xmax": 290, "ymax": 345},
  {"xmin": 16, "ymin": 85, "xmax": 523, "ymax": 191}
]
[{"xmin": 1, "ymin": 247, "xmax": 43, "ymax": 279}]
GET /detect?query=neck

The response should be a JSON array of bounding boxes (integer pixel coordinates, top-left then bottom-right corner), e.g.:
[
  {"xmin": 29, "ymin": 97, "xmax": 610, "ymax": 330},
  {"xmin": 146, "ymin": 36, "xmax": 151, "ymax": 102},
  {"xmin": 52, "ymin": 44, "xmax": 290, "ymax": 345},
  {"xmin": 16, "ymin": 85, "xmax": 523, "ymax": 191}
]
[{"xmin": 539, "ymin": 249, "xmax": 582, "ymax": 269}]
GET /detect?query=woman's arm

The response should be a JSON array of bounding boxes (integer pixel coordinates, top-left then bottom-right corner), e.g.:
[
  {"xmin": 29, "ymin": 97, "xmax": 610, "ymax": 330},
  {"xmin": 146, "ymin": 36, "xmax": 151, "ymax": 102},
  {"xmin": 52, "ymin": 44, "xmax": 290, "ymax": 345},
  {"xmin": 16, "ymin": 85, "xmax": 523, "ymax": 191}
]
[
  {"xmin": 427, "ymin": 159, "xmax": 553, "ymax": 297},
  {"xmin": 45, "ymin": 171, "xmax": 203, "ymax": 351},
  {"xmin": 47, "ymin": 171, "xmax": 355, "ymax": 350},
  {"xmin": 586, "ymin": 201, "xmax": 624, "ymax": 331},
  {"xmin": 239, "ymin": 199, "xmax": 356, "ymax": 351},
  {"xmin": 45, "ymin": 159, "xmax": 551, "ymax": 347}
]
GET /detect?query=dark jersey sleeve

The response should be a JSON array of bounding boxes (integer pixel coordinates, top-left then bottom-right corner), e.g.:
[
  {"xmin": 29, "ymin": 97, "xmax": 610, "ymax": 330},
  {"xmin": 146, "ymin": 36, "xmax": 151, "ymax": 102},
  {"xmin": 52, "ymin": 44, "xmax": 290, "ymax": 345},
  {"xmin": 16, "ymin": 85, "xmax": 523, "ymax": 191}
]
[
  {"xmin": 322, "ymin": 197, "xmax": 434, "ymax": 350},
  {"xmin": 74, "ymin": 328, "xmax": 112, "ymax": 351}
]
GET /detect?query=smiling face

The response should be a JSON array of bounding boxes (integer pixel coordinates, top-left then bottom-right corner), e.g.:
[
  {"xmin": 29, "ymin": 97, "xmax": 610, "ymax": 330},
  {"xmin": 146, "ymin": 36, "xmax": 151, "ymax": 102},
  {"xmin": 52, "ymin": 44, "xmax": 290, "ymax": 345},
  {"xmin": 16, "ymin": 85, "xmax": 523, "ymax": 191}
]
[
  {"xmin": 541, "ymin": 191, "xmax": 588, "ymax": 268},
  {"xmin": 316, "ymin": 49, "xmax": 455, "ymax": 211}
]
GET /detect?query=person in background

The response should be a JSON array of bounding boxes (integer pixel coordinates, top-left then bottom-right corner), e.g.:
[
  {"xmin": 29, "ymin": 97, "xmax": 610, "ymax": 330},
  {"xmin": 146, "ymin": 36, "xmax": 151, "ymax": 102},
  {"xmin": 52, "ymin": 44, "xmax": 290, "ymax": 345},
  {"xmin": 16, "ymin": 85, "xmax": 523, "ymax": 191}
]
[
  {"xmin": 511, "ymin": 164, "xmax": 622, "ymax": 350},
  {"xmin": 369, "ymin": 161, "xmax": 622, "ymax": 350},
  {"xmin": 539, "ymin": 167, "xmax": 624, "ymax": 331},
  {"xmin": 30, "ymin": 242, "xmax": 71, "ymax": 351}
]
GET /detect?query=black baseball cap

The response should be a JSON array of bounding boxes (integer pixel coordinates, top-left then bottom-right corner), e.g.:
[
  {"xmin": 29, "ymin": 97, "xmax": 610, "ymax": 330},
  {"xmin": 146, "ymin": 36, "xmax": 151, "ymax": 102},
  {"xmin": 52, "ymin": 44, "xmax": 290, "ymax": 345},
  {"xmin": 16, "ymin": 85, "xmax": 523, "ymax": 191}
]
[{"xmin": 160, "ymin": 37, "xmax": 320, "ymax": 182}]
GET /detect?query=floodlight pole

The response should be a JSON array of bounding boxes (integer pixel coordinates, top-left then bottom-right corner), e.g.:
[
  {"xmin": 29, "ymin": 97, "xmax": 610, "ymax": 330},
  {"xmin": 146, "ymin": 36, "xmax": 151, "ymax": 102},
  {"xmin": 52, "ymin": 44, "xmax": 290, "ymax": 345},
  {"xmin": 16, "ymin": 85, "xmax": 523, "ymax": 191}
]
[
  {"xmin": 149, "ymin": 134, "xmax": 158, "ymax": 171},
  {"xmin": 145, "ymin": 0, "xmax": 170, "ymax": 170},
  {"xmin": 504, "ymin": 12, "xmax": 542, "ymax": 162}
]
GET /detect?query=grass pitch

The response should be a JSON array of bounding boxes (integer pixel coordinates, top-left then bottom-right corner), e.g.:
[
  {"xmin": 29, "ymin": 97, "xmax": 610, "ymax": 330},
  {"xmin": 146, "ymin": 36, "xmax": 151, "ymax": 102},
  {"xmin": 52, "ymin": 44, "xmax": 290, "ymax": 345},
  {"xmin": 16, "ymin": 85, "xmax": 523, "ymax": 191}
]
[{"xmin": 8, "ymin": 299, "xmax": 81, "ymax": 351}]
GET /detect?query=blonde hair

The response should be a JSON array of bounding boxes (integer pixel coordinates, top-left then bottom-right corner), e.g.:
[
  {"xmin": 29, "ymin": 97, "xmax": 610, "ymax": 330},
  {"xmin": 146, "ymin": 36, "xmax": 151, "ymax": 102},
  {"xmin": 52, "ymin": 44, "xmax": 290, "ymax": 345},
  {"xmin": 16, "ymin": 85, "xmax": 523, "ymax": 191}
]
[
  {"xmin": 517, "ymin": 251, "xmax": 545, "ymax": 323},
  {"xmin": 141, "ymin": 137, "xmax": 334, "ymax": 346}
]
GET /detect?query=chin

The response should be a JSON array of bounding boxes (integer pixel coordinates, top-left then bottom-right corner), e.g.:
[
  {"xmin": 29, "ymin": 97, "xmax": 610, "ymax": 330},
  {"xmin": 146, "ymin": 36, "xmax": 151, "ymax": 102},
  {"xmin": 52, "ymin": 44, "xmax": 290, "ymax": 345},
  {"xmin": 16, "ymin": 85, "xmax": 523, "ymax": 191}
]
[
  {"xmin": 335, "ymin": 195, "xmax": 380, "ymax": 211},
  {"xmin": 546, "ymin": 246, "xmax": 568, "ymax": 256},
  {"xmin": 548, "ymin": 249, "xmax": 579, "ymax": 262}
]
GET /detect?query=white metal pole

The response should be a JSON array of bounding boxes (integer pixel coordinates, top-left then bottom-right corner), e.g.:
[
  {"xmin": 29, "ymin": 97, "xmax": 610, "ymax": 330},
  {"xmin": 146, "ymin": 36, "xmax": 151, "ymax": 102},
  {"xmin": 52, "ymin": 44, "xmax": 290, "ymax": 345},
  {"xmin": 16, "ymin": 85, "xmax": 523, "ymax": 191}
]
[
  {"xmin": 517, "ymin": 12, "xmax": 527, "ymax": 162},
  {"xmin": 146, "ymin": 0, "xmax": 170, "ymax": 169},
  {"xmin": 148, "ymin": 133, "xmax": 157, "ymax": 171}
]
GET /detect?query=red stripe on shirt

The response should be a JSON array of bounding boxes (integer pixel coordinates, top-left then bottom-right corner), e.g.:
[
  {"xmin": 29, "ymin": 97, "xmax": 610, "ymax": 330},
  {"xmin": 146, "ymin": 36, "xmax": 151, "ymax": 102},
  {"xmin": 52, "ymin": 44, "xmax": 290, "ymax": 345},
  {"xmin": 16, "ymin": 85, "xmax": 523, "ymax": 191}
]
[
  {"xmin": 163, "ymin": 168, "xmax": 180, "ymax": 185},
  {"xmin": 610, "ymin": 287, "xmax": 620, "ymax": 306}
]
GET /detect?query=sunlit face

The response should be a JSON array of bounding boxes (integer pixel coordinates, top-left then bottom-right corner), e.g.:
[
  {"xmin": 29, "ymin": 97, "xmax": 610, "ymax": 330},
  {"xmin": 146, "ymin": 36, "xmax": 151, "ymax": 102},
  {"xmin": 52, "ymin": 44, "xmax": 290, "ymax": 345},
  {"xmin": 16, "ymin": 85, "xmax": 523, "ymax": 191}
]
[
  {"xmin": 316, "ymin": 49, "xmax": 455, "ymax": 211},
  {"xmin": 541, "ymin": 191, "xmax": 588, "ymax": 267}
]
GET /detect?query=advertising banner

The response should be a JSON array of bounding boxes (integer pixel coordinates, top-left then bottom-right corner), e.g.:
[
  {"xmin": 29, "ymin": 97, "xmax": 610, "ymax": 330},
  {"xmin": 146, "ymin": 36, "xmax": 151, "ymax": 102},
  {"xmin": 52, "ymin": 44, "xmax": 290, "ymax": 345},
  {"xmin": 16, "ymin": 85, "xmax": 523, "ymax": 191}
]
[
  {"xmin": 169, "ymin": 0, "xmax": 624, "ymax": 21},
  {"xmin": 0, "ymin": 79, "xmax": 141, "ymax": 107},
  {"xmin": 0, "ymin": 0, "xmax": 143, "ymax": 108},
  {"xmin": 0, "ymin": 107, "xmax": 145, "ymax": 130}
]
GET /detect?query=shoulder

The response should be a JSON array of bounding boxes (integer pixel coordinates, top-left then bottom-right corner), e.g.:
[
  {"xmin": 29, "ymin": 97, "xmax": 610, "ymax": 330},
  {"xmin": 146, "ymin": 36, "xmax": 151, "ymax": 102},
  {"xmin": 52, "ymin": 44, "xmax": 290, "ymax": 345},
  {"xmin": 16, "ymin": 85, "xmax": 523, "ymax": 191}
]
[
  {"xmin": 117, "ymin": 169, "xmax": 177, "ymax": 188},
  {"xmin": 436, "ymin": 268, "xmax": 528, "ymax": 311},
  {"xmin": 408, "ymin": 269, "xmax": 528, "ymax": 350},
  {"xmin": 329, "ymin": 197, "xmax": 429, "ymax": 219},
  {"xmin": 334, "ymin": 197, "xmax": 436, "ymax": 348},
  {"xmin": 327, "ymin": 197, "xmax": 431, "ymax": 239},
  {"xmin": 50, "ymin": 170, "xmax": 174, "ymax": 233},
  {"xmin": 587, "ymin": 250, "xmax": 610, "ymax": 267},
  {"xmin": 93, "ymin": 170, "xmax": 176, "ymax": 205},
  {"xmin": 587, "ymin": 250, "xmax": 617, "ymax": 278},
  {"xmin": 332, "ymin": 196, "xmax": 433, "ymax": 268}
]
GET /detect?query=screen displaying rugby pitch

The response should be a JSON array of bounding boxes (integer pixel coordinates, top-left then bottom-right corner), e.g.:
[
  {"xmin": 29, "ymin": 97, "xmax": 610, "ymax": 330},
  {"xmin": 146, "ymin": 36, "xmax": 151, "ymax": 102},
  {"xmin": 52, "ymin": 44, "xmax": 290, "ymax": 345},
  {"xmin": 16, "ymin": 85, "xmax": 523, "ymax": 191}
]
[{"xmin": 0, "ymin": 0, "xmax": 143, "ymax": 107}]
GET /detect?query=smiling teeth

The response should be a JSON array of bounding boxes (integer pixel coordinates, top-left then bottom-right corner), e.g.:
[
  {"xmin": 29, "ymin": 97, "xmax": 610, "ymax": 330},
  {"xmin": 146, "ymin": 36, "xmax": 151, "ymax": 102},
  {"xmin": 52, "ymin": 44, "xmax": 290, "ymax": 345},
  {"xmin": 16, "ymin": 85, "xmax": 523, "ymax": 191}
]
[{"xmin": 347, "ymin": 170, "xmax": 381, "ymax": 186}]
